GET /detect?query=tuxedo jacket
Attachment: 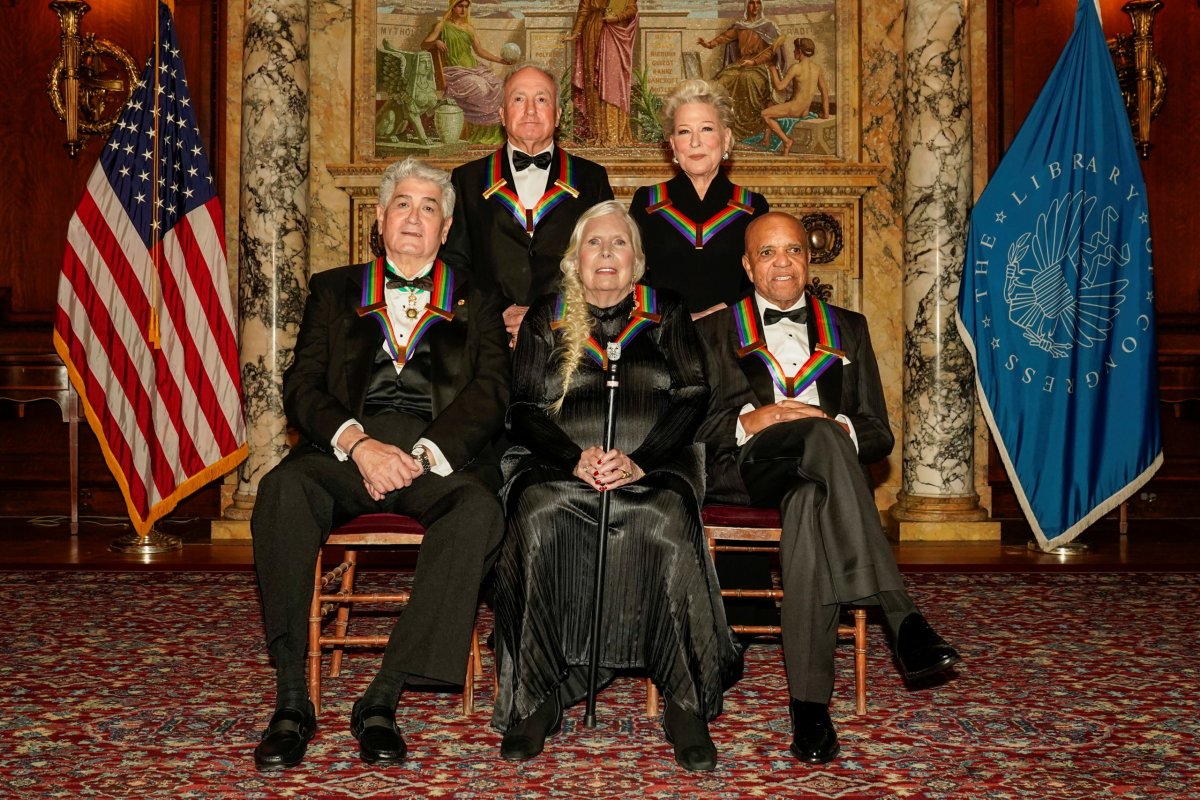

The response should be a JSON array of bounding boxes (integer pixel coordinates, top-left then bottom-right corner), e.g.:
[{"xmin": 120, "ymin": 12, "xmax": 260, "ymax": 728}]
[
  {"xmin": 282, "ymin": 261, "xmax": 511, "ymax": 471},
  {"xmin": 695, "ymin": 293, "xmax": 894, "ymax": 504},
  {"xmin": 440, "ymin": 146, "xmax": 613, "ymax": 306}
]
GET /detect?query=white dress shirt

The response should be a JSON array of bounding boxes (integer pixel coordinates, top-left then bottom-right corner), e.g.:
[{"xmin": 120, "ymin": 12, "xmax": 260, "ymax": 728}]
[
  {"xmin": 507, "ymin": 143, "xmax": 554, "ymax": 222},
  {"xmin": 735, "ymin": 292, "xmax": 859, "ymax": 452},
  {"xmin": 331, "ymin": 260, "xmax": 451, "ymax": 475}
]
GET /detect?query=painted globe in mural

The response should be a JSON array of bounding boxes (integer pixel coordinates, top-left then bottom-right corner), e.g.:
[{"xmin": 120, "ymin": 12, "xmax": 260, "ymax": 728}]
[{"xmin": 500, "ymin": 42, "xmax": 522, "ymax": 64}]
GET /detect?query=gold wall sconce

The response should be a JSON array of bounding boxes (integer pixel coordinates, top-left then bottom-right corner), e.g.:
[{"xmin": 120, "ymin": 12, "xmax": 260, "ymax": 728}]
[
  {"xmin": 47, "ymin": 0, "xmax": 138, "ymax": 157},
  {"xmin": 1108, "ymin": 0, "xmax": 1166, "ymax": 159}
]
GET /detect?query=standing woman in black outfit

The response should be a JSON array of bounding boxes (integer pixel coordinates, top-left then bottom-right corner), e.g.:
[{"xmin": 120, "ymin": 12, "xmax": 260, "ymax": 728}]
[
  {"xmin": 630, "ymin": 79, "xmax": 769, "ymax": 319},
  {"xmin": 631, "ymin": 78, "xmax": 776, "ymax": 629},
  {"xmin": 493, "ymin": 201, "xmax": 740, "ymax": 772}
]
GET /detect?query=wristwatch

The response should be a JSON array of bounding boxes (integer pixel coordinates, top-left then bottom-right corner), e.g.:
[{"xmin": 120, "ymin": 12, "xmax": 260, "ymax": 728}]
[{"xmin": 410, "ymin": 444, "xmax": 432, "ymax": 475}]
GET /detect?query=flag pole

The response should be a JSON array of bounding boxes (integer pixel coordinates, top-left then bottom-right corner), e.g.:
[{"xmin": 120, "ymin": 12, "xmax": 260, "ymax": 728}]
[{"xmin": 109, "ymin": 0, "xmax": 180, "ymax": 554}]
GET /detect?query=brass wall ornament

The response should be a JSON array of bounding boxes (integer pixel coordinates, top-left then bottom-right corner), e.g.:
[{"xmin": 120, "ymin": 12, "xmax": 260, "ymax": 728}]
[
  {"xmin": 47, "ymin": 0, "xmax": 138, "ymax": 158},
  {"xmin": 1107, "ymin": 0, "xmax": 1166, "ymax": 159},
  {"xmin": 801, "ymin": 212, "xmax": 844, "ymax": 265}
]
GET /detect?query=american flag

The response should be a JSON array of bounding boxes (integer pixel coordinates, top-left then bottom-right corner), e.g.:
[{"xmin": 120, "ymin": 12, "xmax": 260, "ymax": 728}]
[{"xmin": 53, "ymin": 3, "xmax": 247, "ymax": 535}]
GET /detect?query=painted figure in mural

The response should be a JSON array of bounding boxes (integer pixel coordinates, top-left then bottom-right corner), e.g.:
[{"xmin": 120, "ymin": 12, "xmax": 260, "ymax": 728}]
[
  {"xmin": 563, "ymin": 0, "xmax": 639, "ymax": 146},
  {"xmin": 762, "ymin": 37, "xmax": 831, "ymax": 155},
  {"xmin": 697, "ymin": 0, "xmax": 787, "ymax": 141},
  {"xmin": 439, "ymin": 63, "xmax": 614, "ymax": 343},
  {"xmin": 492, "ymin": 201, "xmax": 741, "ymax": 772},
  {"xmin": 376, "ymin": 43, "xmax": 440, "ymax": 145},
  {"xmin": 696, "ymin": 211, "xmax": 962, "ymax": 764},
  {"xmin": 251, "ymin": 158, "xmax": 509, "ymax": 770},
  {"xmin": 422, "ymin": 0, "xmax": 511, "ymax": 145},
  {"xmin": 629, "ymin": 78, "xmax": 774, "ymax": 636}
]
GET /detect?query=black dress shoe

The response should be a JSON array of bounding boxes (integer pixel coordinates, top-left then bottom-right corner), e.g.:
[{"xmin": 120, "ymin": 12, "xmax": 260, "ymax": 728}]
[
  {"xmin": 892, "ymin": 613, "xmax": 961, "ymax": 682},
  {"xmin": 662, "ymin": 701, "xmax": 718, "ymax": 772},
  {"xmin": 350, "ymin": 699, "xmax": 407, "ymax": 765},
  {"xmin": 254, "ymin": 702, "xmax": 317, "ymax": 770},
  {"xmin": 789, "ymin": 700, "xmax": 839, "ymax": 764},
  {"xmin": 499, "ymin": 695, "xmax": 562, "ymax": 762}
]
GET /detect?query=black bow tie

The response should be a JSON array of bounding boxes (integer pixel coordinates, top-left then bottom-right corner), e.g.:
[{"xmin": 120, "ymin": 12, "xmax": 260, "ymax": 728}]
[
  {"xmin": 385, "ymin": 272, "xmax": 433, "ymax": 291},
  {"xmin": 512, "ymin": 149, "xmax": 553, "ymax": 172},
  {"xmin": 763, "ymin": 306, "xmax": 808, "ymax": 325}
]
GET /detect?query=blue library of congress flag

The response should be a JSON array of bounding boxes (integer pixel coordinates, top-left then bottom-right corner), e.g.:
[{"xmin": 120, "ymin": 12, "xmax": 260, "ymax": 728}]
[{"xmin": 957, "ymin": 0, "xmax": 1161, "ymax": 550}]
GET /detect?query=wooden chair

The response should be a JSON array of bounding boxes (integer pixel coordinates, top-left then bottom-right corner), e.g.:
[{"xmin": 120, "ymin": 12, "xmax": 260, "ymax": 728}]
[
  {"xmin": 644, "ymin": 504, "xmax": 868, "ymax": 716},
  {"xmin": 307, "ymin": 512, "xmax": 483, "ymax": 715}
]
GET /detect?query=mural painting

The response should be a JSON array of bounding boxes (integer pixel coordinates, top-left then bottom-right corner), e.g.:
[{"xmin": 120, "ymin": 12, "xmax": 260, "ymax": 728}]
[{"xmin": 373, "ymin": 0, "xmax": 841, "ymax": 158}]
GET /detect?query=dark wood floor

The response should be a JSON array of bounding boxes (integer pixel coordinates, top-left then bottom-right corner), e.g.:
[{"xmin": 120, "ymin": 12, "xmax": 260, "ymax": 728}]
[{"xmin": 1, "ymin": 514, "xmax": 1197, "ymax": 572}]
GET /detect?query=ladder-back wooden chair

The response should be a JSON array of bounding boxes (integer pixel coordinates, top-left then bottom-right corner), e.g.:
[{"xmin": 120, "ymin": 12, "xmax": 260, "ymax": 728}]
[{"xmin": 307, "ymin": 512, "xmax": 483, "ymax": 715}]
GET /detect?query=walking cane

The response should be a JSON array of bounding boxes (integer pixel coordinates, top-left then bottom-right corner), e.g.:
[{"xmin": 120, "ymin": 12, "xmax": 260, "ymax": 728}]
[{"xmin": 583, "ymin": 342, "xmax": 622, "ymax": 729}]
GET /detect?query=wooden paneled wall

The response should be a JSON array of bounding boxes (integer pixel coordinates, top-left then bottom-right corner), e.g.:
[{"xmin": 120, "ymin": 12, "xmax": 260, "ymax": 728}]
[{"xmin": 0, "ymin": 0, "xmax": 225, "ymax": 520}]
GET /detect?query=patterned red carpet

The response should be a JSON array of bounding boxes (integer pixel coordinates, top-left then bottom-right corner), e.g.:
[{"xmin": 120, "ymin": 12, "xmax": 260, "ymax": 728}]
[{"xmin": 2, "ymin": 571, "xmax": 1197, "ymax": 799}]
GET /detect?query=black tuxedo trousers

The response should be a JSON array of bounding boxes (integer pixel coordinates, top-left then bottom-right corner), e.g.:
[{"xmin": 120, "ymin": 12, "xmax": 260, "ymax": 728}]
[
  {"xmin": 252, "ymin": 411, "xmax": 503, "ymax": 689},
  {"xmin": 738, "ymin": 419, "xmax": 912, "ymax": 703}
]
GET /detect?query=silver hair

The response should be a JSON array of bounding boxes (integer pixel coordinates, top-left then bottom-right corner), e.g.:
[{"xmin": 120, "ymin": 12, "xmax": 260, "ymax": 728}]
[
  {"xmin": 502, "ymin": 60, "xmax": 561, "ymax": 102},
  {"xmin": 559, "ymin": 200, "xmax": 647, "ymax": 286},
  {"xmin": 377, "ymin": 157, "xmax": 456, "ymax": 218},
  {"xmin": 659, "ymin": 78, "xmax": 735, "ymax": 139}
]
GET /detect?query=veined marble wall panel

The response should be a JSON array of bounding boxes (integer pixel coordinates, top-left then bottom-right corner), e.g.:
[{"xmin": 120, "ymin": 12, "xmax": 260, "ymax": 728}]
[
  {"xmin": 859, "ymin": 0, "xmax": 907, "ymax": 507},
  {"xmin": 309, "ymin": 0, "xmax": 355, "ymax": 274}
]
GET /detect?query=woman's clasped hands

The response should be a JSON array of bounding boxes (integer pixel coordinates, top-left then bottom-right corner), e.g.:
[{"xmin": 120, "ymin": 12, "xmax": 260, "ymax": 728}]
[{"xmin": 574, "ymin": 446, "xmax": 642, "ymax": 491}]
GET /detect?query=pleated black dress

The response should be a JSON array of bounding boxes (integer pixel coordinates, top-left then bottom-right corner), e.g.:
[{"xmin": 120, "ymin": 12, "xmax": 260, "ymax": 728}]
[
  {"xmin": 492, "ymin": 290, "xmax": 740, "ymax": 730},
  {"xmin": 629, "ymin": 172, "xmax": 769, "ymax": 314}
]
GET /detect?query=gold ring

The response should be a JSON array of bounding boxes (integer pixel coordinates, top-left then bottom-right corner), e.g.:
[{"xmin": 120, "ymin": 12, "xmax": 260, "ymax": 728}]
[{"xmin": 621, "ymin": 469, "xmax": 632, "ymax": 479}]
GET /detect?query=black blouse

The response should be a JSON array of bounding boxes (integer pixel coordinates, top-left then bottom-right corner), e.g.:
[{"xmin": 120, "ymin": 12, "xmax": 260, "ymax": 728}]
[{"xmin": 630, "ymin": 171, "xmax": 769, "ymax": 313}]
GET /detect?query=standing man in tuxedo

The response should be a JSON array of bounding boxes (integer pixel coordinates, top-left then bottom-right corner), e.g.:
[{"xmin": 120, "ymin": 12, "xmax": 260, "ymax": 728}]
[
  {"xmin": 440, "ymin": 61, "xmax": 613, "ymax": 340},
  {"xmin": 696, "ymin": 211, "xmax": 960, "ymax": 764},
  {"xmin": 251, "ymin": 157, "xmax": 509, "ymax": 770}
]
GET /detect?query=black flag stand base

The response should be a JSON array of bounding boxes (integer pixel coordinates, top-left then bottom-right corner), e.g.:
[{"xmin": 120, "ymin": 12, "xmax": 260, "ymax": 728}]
[{"xmin": 110, "ymin": 526, "xmax": 182, "ymax": 554}]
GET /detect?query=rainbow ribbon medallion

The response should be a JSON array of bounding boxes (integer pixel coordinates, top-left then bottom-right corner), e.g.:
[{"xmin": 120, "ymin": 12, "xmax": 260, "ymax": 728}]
[
  {"xmin": 484, "ymin": 148, "xmax": 579, "ymax": 233},
  {"xmin": 646, "ymin": 182, "xmax": 756, "ymax": 249},
  {"xmin": 358, "ymin": 258, "xmax": 456, "ymax": 365},
  {"xmin": 553, "ymin": 285, "xmax": 661, "ymax": 368},
  {"xmin": 732, "ymin": 294, "xmax": 842, "ymax": 397}
]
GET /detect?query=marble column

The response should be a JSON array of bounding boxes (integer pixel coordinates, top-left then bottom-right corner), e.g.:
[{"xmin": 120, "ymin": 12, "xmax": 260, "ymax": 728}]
[
  {"xmin": 227, "ymin": 0, "xmax": 310, "ymax": 521},
  {"xmin": 890, "ymin": 0, "xmax": 996, "ymax": 538}
]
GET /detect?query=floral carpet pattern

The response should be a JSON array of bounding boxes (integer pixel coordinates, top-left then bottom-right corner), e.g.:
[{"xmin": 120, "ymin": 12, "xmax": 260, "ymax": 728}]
[{"xmin": 1, "ymin": 571, "xmax": 1198, "ymax": 799}]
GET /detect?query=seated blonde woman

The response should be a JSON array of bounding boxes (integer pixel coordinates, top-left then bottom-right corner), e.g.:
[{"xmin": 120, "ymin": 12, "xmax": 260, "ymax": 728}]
[{"xmin": 491, "ymin": 200, "xmax": 741, "ymax": 772}]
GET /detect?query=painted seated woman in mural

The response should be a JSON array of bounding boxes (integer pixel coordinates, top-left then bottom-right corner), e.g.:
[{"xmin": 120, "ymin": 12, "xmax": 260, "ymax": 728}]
[
  {"xmin": 697, "ymin": 0, "xmax": 787, "ymax": 142},
  {"xmin": 422, "ymin": 0, "xmax": 512, "ymax": 145}
]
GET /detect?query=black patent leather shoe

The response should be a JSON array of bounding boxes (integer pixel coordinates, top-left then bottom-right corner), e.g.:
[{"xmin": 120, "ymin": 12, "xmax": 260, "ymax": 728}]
[
  {"xmin": 254, "ymin": 702, "xmax": 317, "ymax": 770},
  {"xmin": 350, "ymin": 700, "xmax": 407, "ymax": 765},
  {"xmin": 662, "ymin": 702, "xmax": 718, "ymax": 772},
  {"xmin": 789, "ymin": 700, "xmax": 839, "ymax": 764},
  {"xmin": 499, "ymin": 695, "xmax": 562, "ymax": 762},
  {"xmin": 892, "ymin": 613, "xmax": 961, "ymax": 682}
]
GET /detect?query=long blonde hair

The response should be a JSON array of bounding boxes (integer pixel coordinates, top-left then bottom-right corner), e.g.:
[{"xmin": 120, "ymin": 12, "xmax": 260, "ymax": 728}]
[{"xmin": 549, "ymin": 201, "xmax": 647, "ymax": 414}]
